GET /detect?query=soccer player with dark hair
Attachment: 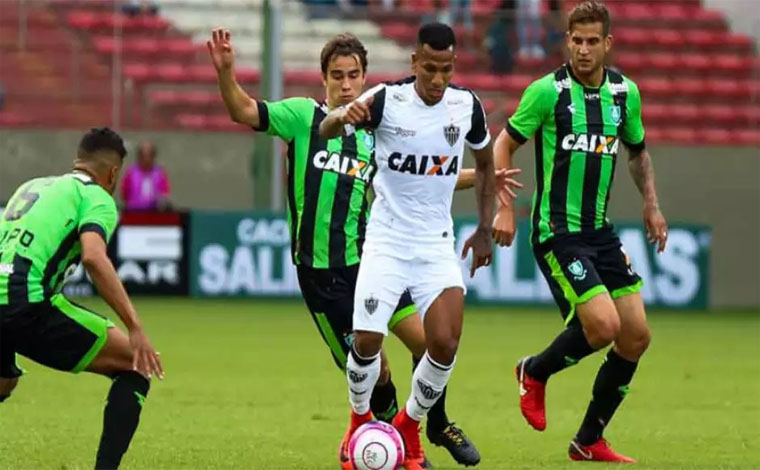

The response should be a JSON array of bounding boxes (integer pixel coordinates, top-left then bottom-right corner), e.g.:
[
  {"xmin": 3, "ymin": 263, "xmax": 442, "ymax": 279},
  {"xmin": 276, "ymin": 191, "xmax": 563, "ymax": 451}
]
[
  {"xmin": 491, "ymin": 0, "xmax": 668, "ymax": 462},
  {"xmin": 208, "ymin": 29, "xmax": 519, "ymax": 467},
  {"xmin": 0, "ymin": 127, "xmax": 164, "ymax": 469},
  {"xmin": 320, "ymin": 22, "xmax": 515, "ymax": 470}
]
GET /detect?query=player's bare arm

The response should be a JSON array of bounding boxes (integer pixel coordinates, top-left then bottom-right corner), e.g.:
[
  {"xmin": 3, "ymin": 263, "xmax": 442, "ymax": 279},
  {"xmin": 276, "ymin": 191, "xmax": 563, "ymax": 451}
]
[
  {"xmin": 628, "ymin": 147, "xmax": 668, "ymax": 253},
  {"xmin": 492, "ymin": 130, "xmax": 523, "ymax": 247},
  {"xmin": 80, "ymin": 232, "xmax": 164, "ymax": 379},
  {"xmin": 208, "ymin": 28, "xmax": 260, "ymax": 127},
  {"xmin": 455, "ymin": 167, "xmax": 523, "ymax": 193},
  {"xmin": 461, "ymin": 141, "xmax": 497, "ymax": 277},
  {"xmin": 318, "ymin": 96, "xmax": 374, "ymax": 139}
]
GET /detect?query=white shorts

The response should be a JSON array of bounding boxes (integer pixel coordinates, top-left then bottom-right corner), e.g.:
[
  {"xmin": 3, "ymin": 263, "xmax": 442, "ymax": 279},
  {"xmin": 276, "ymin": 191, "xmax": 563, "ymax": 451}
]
[{"xmin": 353, "ymin": 242, "xmax": 466, "ymax": 336}]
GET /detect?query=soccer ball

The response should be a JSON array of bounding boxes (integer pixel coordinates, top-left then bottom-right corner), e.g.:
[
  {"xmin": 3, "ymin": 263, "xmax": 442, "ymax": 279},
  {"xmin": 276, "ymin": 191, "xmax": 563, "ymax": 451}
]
[{"xmin": 349, "ymin": 421, "xmax": 405, "ymax": 470}]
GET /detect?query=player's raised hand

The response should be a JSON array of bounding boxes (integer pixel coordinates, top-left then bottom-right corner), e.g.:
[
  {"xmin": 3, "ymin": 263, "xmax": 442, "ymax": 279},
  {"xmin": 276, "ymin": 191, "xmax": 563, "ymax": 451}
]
[
  {"xmin": 207, "ymin": 28, "xmax": 235, "ymax": 72},
  {"xmin": 129, "ymin": 327, "xmax": 164, "ymax": 380},
  {"xmin": 492, "ymin": 207, "xmax": 516, "ymax": 247},
  {"xmin": 495, "ymin": 168, "xmax": 523, "ymax": 203},
  {"xmin": 461, "ymin": 228, "xmax": 493, "ymax": 278},
  {"xmin": 644, "ymin": 204, "xmax": 668, "ymax": 253},
  {"xmin": 341, "ymin": 95, "xmax": 374, "ymax": 126}
]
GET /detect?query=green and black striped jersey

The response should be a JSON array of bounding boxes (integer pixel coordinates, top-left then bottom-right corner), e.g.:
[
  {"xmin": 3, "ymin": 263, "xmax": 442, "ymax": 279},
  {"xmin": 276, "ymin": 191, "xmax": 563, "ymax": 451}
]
[
  {"xmin": 255, "ymin": 97, "xmax": 374, "ymax": 268},
  {"xmin": 507, "ymin": 64, "xmax": 646, "ymax": 246},
  {"xmin": 0, "ymin": 173, "xmax": 118, "ymax": 305}
]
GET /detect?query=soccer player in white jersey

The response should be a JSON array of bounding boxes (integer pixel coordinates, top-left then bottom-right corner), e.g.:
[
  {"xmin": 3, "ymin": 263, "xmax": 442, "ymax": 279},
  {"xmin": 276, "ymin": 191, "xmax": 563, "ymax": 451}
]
[{"xmin": 320, "ymin": 23, "xmax": 516, "ymax": 470}]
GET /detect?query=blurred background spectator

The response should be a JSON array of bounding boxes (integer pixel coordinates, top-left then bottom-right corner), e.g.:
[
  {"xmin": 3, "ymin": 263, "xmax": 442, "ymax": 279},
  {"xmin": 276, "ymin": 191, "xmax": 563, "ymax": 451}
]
[
  {"xmin": 122, "ymin": 0, "xmax": 159, "ymax": 16},
  {"xmin": 517, "ymin": 0, "xmax": 544, "ymax": 58},
  {"xmin": 120, "ymin": 141, "xmax": 171, "ymax": 211},
  {"xmin": 485, "ymin": 0, "xmax": 517, "ymax": 74}
]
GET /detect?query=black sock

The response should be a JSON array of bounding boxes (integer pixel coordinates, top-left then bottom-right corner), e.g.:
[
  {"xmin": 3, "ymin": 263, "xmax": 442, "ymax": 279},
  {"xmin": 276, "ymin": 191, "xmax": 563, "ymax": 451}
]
[
  {"xmin": 526, "ymin": 325, "xmax": 596, "ymax": 382},
  {"xmin": 413, "ymin": 356, "xmax": 450, "ymax": 432},
  {"xmin": 371, "ymin": 375, "xmax": 398, "ymax": 423},
  {"xmin": 95, "ymin": 371, "xmax": 150, "ymax": 470},
  {"xmin": 576, "ymin": 350, "xmax": 638, "ymax": 446}
]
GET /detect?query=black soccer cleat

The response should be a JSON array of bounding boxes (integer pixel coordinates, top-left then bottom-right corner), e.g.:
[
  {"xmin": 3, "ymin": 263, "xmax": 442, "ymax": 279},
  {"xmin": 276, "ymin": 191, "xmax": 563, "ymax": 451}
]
[{"xmin": 426, "ymin": 423, "xmax": 481, "ymax": 467}]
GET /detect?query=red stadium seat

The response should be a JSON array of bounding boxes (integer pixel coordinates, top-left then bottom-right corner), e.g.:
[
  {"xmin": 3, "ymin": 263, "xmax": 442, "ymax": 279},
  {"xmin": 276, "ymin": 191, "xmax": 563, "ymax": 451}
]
[
  {"xmin": 698, "ymin": 128, "xmax": 733, "ymax": 145},
  {"xmin": 500, "ymin": 75, "xmax": 533, "ymax": 93},
  {"xmin": 642, "ymin": 103, "xmax": 669, "ymax": 124},
  {"xmin": 284, "ymin": 70, "xmax": 322, "ymax": 87},
  {"xmin": 733, "ymin": 129, "xmax": 760, "ymax": 146},
  {"xmin": 647, "ymin": 53, "xmax": 680, "ymax": 72},
  {"xmin": 614, "ymin": 53, "xmax": 646, "ymax": 74},
  {"xmin": 683, "ymin": 30, "xmax": 721, "ymax": 49},
  {"xmin": 123, "ymin": 63, "xmax": 151, "ymax": 82},
  {"xmin": 668, "ymin": 127, "xmax": 698, "ymax": 144},
  {"xmin": 614, "ymin": 28, "xmax": 649, "ymax": 48},
  {"xmin": 638, "ymin": 78, "xmax": 674, "ymax": 98},
  {"xmin": 458, "ymin": 73, "xmax": 502, "ymax": 91},
  {"xmin": 692, "ymin": 9, "xmax": 725, "ymax": 29},
  {"xmin": 175, "ymin": 113, "xmax": 206, "ymax": 130},
  {"xmin": 701, "ymin": 105, "xmax": 741, "ymax": 126},
  {"xmin": 713, "ymin": 55, "xmax": 754, "ymax": 76},
  {"xmin": 679, "ymin": 54, "xmax": 712, "ymax": 73},
  {"xmin": 670, "ymin": 104, "xmax": 701, "ymax": 125},
  {"xmin": 643, "ymin": 128, "xmax": 666, "ymax": 144},
  {"xmin": 652, "ymin": 30, "xmax": 684, "ymax": 48}
]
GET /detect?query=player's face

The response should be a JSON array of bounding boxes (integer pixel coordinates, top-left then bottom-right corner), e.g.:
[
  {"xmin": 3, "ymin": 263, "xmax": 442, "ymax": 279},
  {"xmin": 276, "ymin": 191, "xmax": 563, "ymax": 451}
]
[
  {"xmin": 412, "ymin": 44, "xmax": 456, "ymax": 105},
  {"xmin": 567, "ymin": 22, "xmax": 611, "ymax": 76},
  {"xmin": 323, "ymin": 54, "xmax": 366, "ymax": 109}
]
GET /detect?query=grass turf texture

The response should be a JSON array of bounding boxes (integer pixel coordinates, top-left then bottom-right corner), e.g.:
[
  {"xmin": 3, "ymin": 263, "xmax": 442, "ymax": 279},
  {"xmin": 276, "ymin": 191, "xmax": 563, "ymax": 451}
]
[{"xmin": 1, "ymin": 298, "xmax": 758, "ymax": 470}]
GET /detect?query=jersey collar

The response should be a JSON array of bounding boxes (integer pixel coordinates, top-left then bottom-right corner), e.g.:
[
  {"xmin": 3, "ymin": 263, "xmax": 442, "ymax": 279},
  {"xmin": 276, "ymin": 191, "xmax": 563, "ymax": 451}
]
[{"xmin": 566, "ymin": 63, "xmax": 608, "ymax": 90}]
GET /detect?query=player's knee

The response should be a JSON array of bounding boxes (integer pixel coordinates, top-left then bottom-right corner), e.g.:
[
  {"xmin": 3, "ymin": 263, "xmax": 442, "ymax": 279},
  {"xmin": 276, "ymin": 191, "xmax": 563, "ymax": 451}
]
[
  {"xmin": 585, "ymin": 314, "xmax": 620, "ymax": 347},
  {"xmin": 378, "ymin": 361, "xmax": 391, "ymax": 384},
  {"xmin": 353, "ymin": 331, "xmax": 383, "ymax": 358},
  {"xmin": 621, "ymin": 327, "xmax": 651, "ymax": 359},
  {"xmin": 428, "ymin": 336, "xmax": 459, "ymax": 365}
]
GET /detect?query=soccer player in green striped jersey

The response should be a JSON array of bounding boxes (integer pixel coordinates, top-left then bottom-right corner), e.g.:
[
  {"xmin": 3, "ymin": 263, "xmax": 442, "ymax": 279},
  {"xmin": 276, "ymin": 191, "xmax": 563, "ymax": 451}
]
[
  {"xmin": 0, "ymin": 128, "xmax": 164, "ymax": 469},
  {"xmin": 208, "ymin": 29, "xmax": 518, "ymax": 466},
  {"xmin": 492, "ymin": 1, "xmax": 668, "ymax": 463}
]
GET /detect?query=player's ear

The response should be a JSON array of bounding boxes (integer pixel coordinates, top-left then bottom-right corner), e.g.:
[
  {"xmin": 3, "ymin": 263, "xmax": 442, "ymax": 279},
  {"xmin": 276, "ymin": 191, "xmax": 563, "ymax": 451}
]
[
  {"xmin": 411, "ymin": 51, "xmax": 418, "ymax": 74},
  {"xmin": 604, "ymin": 34, "xmax": 613, "ymax": 52},
  {"xmin": 321, "ymin": 72, "xmax": 328, "ymax": 88}
]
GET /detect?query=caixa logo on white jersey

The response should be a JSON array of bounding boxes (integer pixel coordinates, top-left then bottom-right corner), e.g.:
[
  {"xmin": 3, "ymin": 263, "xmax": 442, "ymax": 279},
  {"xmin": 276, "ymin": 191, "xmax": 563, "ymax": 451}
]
[
  {"xmin": 388, "ymin": 153, "xmax": 459, "ymax": 176},
  {"xmin": 313, "ymin": 150, "xmax": 372, "ymax": 182},
  {"xmin": 561, "ymin": 134, "xmax": 621, "ymax": 155}
]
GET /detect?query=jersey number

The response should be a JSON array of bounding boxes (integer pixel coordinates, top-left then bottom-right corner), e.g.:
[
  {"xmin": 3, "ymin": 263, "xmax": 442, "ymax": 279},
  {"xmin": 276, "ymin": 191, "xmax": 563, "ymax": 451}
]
[{"xmin": 4, "ymin": 184, "xmax": 40, "ymax": 221}]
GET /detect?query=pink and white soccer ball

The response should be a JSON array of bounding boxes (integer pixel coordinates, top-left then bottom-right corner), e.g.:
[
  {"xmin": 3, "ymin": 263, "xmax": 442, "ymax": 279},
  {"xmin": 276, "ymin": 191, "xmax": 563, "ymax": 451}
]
[{"xmin": 349, "ymin": 421, "xmax": 405, "ymax": 470}]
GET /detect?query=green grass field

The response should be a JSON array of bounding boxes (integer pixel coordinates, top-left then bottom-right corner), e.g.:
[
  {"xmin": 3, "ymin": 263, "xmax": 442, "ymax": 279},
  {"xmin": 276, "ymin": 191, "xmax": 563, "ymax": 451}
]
[{"xmin": 1, "ymin": 298, "xmax": 758, "ymax": 470}]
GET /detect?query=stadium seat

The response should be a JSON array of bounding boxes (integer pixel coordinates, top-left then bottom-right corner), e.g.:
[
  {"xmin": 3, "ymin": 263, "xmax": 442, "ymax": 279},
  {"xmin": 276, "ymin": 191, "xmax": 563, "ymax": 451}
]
[
  {"xmin": 679, "ymin": 54, "xmax": 712, "ymax": 74},
  {"xmin": 733, "ymin": 129, "xmax": 760, "ymax": 145},
  {"xmin": 698, "ymin": 128, "xmax": 733, "ymax": 145}
]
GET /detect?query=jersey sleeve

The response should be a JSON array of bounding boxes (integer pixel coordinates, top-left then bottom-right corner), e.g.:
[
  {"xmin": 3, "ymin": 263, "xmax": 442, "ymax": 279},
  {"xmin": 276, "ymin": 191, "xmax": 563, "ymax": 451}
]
[
  {"xmin": 78, "ymin": 187, "xmax": 119, "ymax": 243},
  {"xmin": 506, "ymin": 75, "xmax": 555, "ymax": 144},
  {"xmin": 621, "ymin": 78, "xmax": 646, "ymax": 151},
  {"xmin": 465, "ymin": 91, "xmax": 491, "ymax": 150},
  {"xmin": 358, "ymin": 84, "xmax": 387, "ymax": 131},
  {"xmin": 252, "ymin": 97, "xmax": 314, "ymax": 141}
]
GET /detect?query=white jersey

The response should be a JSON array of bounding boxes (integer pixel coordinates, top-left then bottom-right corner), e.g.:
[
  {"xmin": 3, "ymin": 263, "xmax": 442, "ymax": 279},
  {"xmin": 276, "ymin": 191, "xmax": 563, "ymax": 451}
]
[{"xmin": 353, "ymin": 77, "xmax": 490, "ymax": 254}]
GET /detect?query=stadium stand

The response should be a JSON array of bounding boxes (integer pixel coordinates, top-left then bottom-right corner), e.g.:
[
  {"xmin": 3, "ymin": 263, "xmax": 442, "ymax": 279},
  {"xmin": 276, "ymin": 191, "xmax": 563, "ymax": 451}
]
[{"xmin": 0, "ymin": 0, "xmax": 757, "ymax": 145}]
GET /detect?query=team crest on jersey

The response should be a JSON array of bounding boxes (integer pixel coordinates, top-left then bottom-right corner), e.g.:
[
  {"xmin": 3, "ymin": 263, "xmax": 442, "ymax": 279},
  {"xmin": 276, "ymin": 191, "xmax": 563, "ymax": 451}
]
[
  {"xmin": 361, "ymin": 132, "xmax": 374, "ymax": 152},
  {"xmin": 610, "ymin": 106, "xmax": 622, "ymax": 126},
  {"xmin": 568, "ymin": 260, "xmax": 587, "ymax": 281},
  {"xmin": 365, "ymin": 295, "xmax": 379, "ymax": 314},
  {"xmin": 443, "ymin": 124, "xmax": 460, "ymax": 147}
]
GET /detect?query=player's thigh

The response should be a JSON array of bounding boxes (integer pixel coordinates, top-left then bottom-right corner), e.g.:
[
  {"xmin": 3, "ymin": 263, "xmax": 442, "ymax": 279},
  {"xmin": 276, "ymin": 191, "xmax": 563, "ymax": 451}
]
[
  {"xmin": 15, "ymin": 294, "xmax": 115, "ymax": 375},
  {"xmin": 407, "ymin": 252, "xmax": 465, "ymax": 321},
  {"xmin": 0, "ymin": 311, "xmax": 24, "ymax": 381},
  {"xmin": 595, "ymin": 237, "xmax": 644, "ymax": 301},
  {"xmin": 612, "ymin": 292, "xmax": 651, "ymax": 361},
  {"xmin": 86, "ymin": 326, "xmax": 134, "ymax": 376},
  {"xmin": 390, "ymin": 291, "xmax": 425, "ymax": 358},
  {"xmin": 296, "ymin": 265, "xmax": 356, "ymax": 370},
  {"xmin": 534, "ymin": 240, "xmax": 611, "ymax": 328},
  {"xmin": 353, "ymin": 249, "xmax": 407, "ymax": 338}
]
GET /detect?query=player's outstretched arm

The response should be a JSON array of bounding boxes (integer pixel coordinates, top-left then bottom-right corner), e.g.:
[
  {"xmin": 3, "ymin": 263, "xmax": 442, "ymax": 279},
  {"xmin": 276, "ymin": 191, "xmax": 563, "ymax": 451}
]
[
  {"xmin": 456, "ymin": 167, "xmax": 523, "ymax": 193},
  {"xmin": 207, "ymin": 28, "xmax": 260, "ymax": 127},
  {"xmin": 319, "ymin": 96, "xmax": 374, "ymax": 139},
  {"xmin": 80, "ymin": 232, "xmax": 164, "ymax": 379},
  {"xmin": 492, "ymin": 129, "xmax": 523, "ymax": 247},
  {"xmin": 628, "ymin": 148, "xmax": 668, "ymax": 253},
  {"xmin": 461, "ymin": 141, "xmax": 496, "ymax": 277}
]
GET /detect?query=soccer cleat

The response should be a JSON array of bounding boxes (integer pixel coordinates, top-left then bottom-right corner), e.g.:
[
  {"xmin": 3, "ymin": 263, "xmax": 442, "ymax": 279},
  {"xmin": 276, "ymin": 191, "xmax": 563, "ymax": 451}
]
[
  {"xmin": 338, "ymin": 410, "xmax": 373, "ymax": 470},
  {"xmin": 568, "ymin": 438, "xmax": 637, "ymax": 463},
  {"xmin": 426, "ymin": 423, "xmax": 480, "ymax": 467},
  {"xmin": 515, "ymin": 356, "xmax": 547, "ymax": 431},
  {"xmin": 392, "ymin": 409, "xmax": 431, "ymax": 470}
]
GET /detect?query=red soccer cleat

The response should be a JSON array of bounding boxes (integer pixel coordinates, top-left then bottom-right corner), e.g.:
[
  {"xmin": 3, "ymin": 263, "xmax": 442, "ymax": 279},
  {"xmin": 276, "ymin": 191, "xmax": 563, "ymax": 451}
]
[
  {"xmin": 515, "ymin": 357, "xmax": 547, "ymax": 431},
  {"xmin": 339, "ymin": 409, "xmax": 373, "ymax": 470},
  {"xmin": 392, "ymin": 409, "xmax": 430, "ymax": 470},
  {"xmin": 569, "ymin": 438, "xmax": 637, "ymax": 463}
]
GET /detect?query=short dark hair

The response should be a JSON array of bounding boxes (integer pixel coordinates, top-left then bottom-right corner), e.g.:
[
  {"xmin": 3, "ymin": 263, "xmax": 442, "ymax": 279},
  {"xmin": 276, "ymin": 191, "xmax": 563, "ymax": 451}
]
[
  {"xmin": 568, "ymin": 0, "xmax": 611, "ymax": 36},
  {"xmin": 417, "ymin": 22, "xmax": 456, "ymax": 51},
  {"xmin": 78, "ymin": 127, "xmax": 127, "ymax": 160},
  {"xmin": 320, "ymin": 33, "xmax": 368, "ymax": 75}
]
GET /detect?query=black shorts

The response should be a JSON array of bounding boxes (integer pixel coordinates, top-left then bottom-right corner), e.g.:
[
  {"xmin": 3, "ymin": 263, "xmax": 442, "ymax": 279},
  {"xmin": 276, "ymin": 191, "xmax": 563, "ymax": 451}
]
[
  {"xmin": 296, "ymin": 264, "xmax": 416, "ymax": 370},
  {"xmin": 0, "ymin": 294, "xmax": 114, "ymax": 379},
  {"xmin": 533, "ymin": 229, "xmax": 643, "ymax": 326}
]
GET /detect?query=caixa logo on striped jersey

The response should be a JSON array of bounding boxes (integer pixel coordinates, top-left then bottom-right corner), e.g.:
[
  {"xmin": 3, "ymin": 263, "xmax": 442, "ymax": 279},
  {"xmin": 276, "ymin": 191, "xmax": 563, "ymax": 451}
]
[
  {"xmin": 388, "ymin": 153, "xmax": 459, "ymax": 176},
  {"xmin": 313, "ymin": 150, "xmax": 374, "ymax": 182},
  {"xmin": 561, "ymin": 134, "xmax": 621, "ymax": 155}
]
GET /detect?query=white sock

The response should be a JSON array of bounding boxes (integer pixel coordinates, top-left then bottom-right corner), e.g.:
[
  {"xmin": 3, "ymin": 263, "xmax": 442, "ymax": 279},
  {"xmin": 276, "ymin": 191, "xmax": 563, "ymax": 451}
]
[
  {"xmin": 405, "ymin": 353, "xmax": 455, "ymax": 422},
  {"xmin": 347, "ymin": 346, "xmax": 381, "ymax": 415}
]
